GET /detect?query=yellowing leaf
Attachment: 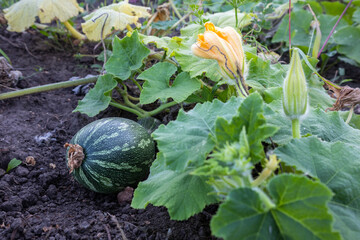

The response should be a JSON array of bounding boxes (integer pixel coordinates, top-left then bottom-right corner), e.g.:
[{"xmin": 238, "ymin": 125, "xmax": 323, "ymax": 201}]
[
  {"xmin": 82, "ymin": 0, "xmax": 150, "ymax": 41},
  {"xmin": 4, "ymin": 0, "xmax": 83, "ymax": 32},
  {"xmin": 82, "ymin": 9, "xmax": 138, "ymax": 41}
]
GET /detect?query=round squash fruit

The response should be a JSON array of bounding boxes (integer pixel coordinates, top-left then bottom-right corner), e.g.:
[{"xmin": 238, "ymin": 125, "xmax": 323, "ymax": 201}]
[{"xmin": 65, "ymin": 117, "xmax": 155, "ymax": 194}]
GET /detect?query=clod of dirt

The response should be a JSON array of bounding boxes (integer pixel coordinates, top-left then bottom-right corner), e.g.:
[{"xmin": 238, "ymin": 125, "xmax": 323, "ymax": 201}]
[
  {"xmin": 117, "ymin": 186, "xmax": 134, "ymax": 204},
  {"xmin": 0, "ymin": 57, "xmax": 22, "ymax": 87}
]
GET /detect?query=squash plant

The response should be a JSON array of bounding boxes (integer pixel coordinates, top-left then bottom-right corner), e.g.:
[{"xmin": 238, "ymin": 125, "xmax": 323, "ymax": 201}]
[{"xmin": 130, "ymin": 21, "xmax": 359, "ymax": 240}]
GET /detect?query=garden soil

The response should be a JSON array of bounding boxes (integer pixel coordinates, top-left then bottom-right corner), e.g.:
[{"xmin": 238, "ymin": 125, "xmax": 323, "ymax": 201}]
[
  {"xmin": 0, "ymin": 27, "xmax": 218, "ymax": 240},
  {"xmin": 1, "ymin": 13, "xmax": 360, "ymax": 240}
]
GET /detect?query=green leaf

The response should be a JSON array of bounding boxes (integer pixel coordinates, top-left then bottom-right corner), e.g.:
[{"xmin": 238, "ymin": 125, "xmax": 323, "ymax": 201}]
[
  {"xmin": 353, "ymin": 8, "xmax": 360, "ymax": 24},
  {"xmin": 321, "ymin": 1, "xmax": 355, "ymax": 24},
  {"xmin": 131, "ymin": 153, "xmax": 218, "ymax": 220},
  {"xmin": 138, "ymin": 62, "xmax": 201, "ymax": 104},
  {"xmin": 152, "ymin": 97, "xmax": 243, "ymax": 171},
  {"xmin": 266, "ymin": 104, "xmax": 360, "ymax": 146},
  {"xmin": 245, "ymin": 52, "xmax": 287, "ymax": 91},
  {"xmin": 105, "ymin": 31, "xmax": 150, "ymax": 80},
  {"xmin": 214, "ymin": 93, "xmax": 278, "ymax": 163},
  {"xmin": 333, "ymin": 26, "xmax": 360, "ymax": 64},
  {"xmin": 174, "ymin": 49, "xmax": 223, "ymax": 82},
  {"xmin": 207, "ymin": 9, "xmax": 253, "ymax": 29},
  {"xmin": 275, "ymin": 137, "xmax": 360, "ymax": 239},
  {"xmin": 317, "ymin": 14, "xmax": 348, "ymax": 49},
  {"xmin": 211, "ymin": 174, "xmax": 340, "ymax": 240},
  {"xmin": 272, "ymin": 10, "xmax": 313, "ymax": 47},
  {"xmin": 6, "ymin": 158, "xmax": 22, "ymax": 173},
  {"xmin": 139, "ymin": 34, "xmax": 182, "ymax": 56},
  {"xmin": 73, "ymin": 74, "xmax": 117, "ymax": 117}
]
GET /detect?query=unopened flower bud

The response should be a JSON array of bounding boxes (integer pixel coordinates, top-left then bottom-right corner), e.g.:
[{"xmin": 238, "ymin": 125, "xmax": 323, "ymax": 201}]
[{"xmin": 282, "ymin": 48, "xmax": 308, "ymax": 119}]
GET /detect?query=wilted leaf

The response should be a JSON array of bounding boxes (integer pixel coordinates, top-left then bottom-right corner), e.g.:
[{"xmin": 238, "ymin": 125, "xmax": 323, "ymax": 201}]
[
  {"xmin": 4, "ymin": 0, "xmax": 83, "ymax": 32},
  {"xmin": 82, "ymin": 0, "xmax": 150, "ymax": 41},
  {"xmin": 327, "ymin": 85, "xmax": 360, "ymax": 111}
]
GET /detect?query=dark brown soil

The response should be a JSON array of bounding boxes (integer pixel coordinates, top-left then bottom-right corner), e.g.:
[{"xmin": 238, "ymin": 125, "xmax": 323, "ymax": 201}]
[{"xmin": 0, "ymin": 26, "xmax": 217, "ymax": 240}]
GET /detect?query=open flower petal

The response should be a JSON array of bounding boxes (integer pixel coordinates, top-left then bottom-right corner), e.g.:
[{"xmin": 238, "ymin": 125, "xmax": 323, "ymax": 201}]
[{"xmin": 191, "ymin": 22, "xmax": 244, "ymax": 79}]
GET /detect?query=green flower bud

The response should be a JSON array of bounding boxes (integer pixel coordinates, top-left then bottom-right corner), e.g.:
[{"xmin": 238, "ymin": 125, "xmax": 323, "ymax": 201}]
[{"xmin": 283, "ymin": 48, "xmax": 308, "ymax": 119}]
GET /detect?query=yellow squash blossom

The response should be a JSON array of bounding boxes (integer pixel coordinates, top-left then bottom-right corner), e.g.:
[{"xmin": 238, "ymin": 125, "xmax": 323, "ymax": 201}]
[{"xmin": 191, "ymin": 22, "xmax": 245, "ymax": 80}]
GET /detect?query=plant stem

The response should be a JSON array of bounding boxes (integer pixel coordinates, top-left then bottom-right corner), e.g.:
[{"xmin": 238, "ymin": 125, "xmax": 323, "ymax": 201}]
[
  {"xmin": 164, "ymin": 12, "xmax": 192, "ymax": 36},
  {"xmin": 131, "ymin": 78, "xmax": 143, "ymax": 92},
  {"xmin": 234, "ymin": 6, "xmax": 238, "ymax": 28},
  {"xmin": 63, "ymin": 21, "xmax": 86, "ymax": 40},
  {"xmin": 317, "ymin": 0, "xmax": 353, "ymax": 58},
  {"xmin": 346, "ymin": 105, "xmax": 354, "ymax": 124},
  {"xmin": 148, "ymin": 101, "xmax": 178, "ymax": 116},
  {"xmin": 116, "ymin": 86, "xmax": 147, "ymax": 115},
  {"xmin": 147, "ymin": 51, "xmax": 178, "ymax": 66},
  {"xmin": 289, "ymin": 0, "xmax": 292, "ymax": 58},
  {"xmin": 254, "ymin": 189, "xmax": 275, "ymax": 210},
  {"xmin": 169, "ymin": 0, "xmax": 183, "ymax": 20},
  {"xmin": 109, "ymin": 101, "xmax": 145, "ymax": 118},
  {"xmin": 252, "ymin": 155, "xmax": 279, "ymax": 187},
  {"xmin": 0, "ymin": 76, "xmax": 98, "ymax": 100},
  {"xmin": 291, "ymin": 118, "xmax": 301, "ymax": 139}
]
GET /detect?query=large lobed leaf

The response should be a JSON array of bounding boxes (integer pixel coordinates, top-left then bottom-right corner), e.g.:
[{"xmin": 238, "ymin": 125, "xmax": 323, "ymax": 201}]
[
  {"xmin": 131, "ymin": 153, "xmax": 218, "ymax": 220},
  {"xmin": 211, "ymin": 174, "xmax": 340, "ymax": 240},
  {"xmin": 73, "ymin": 74, "xmax": 117, "ymax": 117},
  {"xmin": 152, "ymin": 97, "xmax": 243, "ymax": 171},
  {"xmin": 265, "ymin": 102, "xmax": 360, "ymax": 146},
  {"xmin": 214, "ymin": 92, "xmax": 278, "ymax": 163},
  {"xmin": 138, "ymin": 62, "xmax": 201, "ymax": 104},
  {"xmin": 105, "ymin": 31, "xmax": 150, "ymax": 80},
  {"xmin": 275, "ymin": 136, "xmax": 360, "ymax": 239},
  {"xmin": 82, "ymin": 1, "xmax": 150, "ymax": 41},
  {"xmin": 4, "ymin": 0, "xmax": 83, "ymax": 32},
  {"xmin": 333, "ymin": 26, "xmax": 360, "ymax": 64}
]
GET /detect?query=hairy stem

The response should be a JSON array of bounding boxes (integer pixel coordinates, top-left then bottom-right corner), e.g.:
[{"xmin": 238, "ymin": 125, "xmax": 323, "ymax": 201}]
[
  {"xmin": 0, "ymin": 76, "xmax": 98, "ymax": 100},
  {"xmin": 109, "ymin": 101, "xmax": 146, "ymax": 118},
  {"xmin": 291, "ymin": 118, "xmax": 301, "ymax": 139},
  {"xmin": 148, "ymin": 101, "xmax": 178, "ymax": 116},
  {"xmin": 252, "ymin": 155, "xmax": 279, "ymax": 187}
]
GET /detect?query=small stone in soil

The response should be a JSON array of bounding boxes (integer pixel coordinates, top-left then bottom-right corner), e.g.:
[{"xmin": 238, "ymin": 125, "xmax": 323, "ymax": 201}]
[{"xmin": 117, "ymin": 186, "xmax": 134, "ymax": 204}]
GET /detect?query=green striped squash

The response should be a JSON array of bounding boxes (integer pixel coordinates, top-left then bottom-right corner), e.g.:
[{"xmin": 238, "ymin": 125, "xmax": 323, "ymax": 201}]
[{"xmin": 65, "ymin": 117, "xmax": 155, "ymax": 194}]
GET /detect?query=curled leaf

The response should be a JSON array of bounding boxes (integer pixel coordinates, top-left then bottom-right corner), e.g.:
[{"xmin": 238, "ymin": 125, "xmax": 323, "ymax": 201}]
[
  {"xmin": 327, "ymin": 85, "xmax": 360, "ymax": 111},
  {"xmin": 4, "ymin": 0, "xmax": 83, "ymax": 32}
]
